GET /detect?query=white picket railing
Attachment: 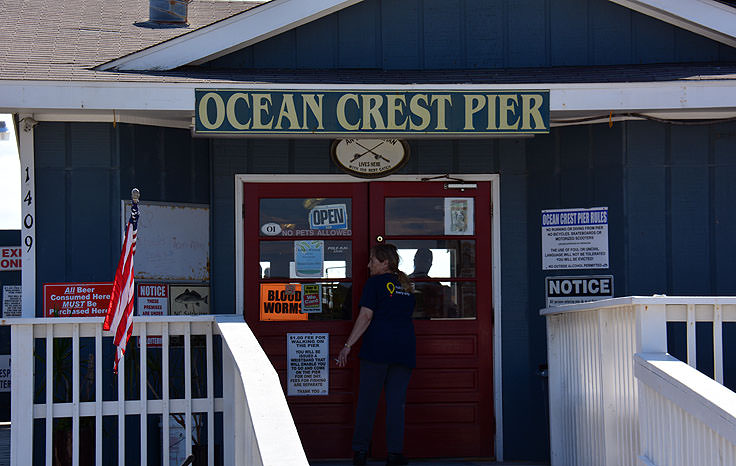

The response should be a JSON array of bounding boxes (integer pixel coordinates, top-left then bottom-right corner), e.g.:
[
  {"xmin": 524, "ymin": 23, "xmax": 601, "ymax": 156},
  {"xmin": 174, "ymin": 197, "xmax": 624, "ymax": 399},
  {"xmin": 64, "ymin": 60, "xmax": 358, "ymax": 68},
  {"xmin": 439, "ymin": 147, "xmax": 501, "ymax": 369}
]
[
  {"xmin": 8, "ymin": 315, "xmax": 308, "ymax": 466},
  {"xmin": 542, "ymin": 297, "xmax": 736, "ymax": 466},
  {"xmin": 635, "ymin": 353, "xmax": 736, "ymax": 466}
]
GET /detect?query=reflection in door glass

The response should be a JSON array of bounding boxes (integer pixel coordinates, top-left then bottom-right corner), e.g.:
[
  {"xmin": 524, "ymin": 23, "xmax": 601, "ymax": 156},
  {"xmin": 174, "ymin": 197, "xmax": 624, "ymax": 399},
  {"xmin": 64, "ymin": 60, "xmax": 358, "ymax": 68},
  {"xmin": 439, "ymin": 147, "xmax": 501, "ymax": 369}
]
[
  {"xmin": 260, "ymin": 241, "xmax": 352, "ymax": 279},
  {"xmin": 385, "ymin": 197, "xmax": 474, "ymax": 236},
  {"xmin": 412, "ymin": 282, "xmax": 476, "ymax": 319},
  {"xmin": 393, "ymin": 240, "xmax": 475, "ymax": 278}
]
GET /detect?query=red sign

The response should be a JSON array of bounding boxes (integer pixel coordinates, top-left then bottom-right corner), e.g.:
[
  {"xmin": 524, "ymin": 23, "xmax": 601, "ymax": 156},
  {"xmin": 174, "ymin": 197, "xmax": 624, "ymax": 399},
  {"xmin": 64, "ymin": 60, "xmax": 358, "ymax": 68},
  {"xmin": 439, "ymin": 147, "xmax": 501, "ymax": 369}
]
[
  {"xmin": 0, "ymin": 247, "xmax": 21, "ymax": 271},
  {"xmin": 43, "ymin": 283, "xmax": 113, "ymax": 317}
]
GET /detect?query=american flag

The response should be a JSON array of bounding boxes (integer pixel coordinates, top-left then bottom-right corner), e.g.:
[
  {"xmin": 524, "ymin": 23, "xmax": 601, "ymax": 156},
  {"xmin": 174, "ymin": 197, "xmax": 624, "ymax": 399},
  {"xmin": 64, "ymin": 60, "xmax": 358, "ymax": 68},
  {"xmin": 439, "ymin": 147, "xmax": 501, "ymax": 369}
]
[{"xmin": 103, "ymin": 201, "xmax": 139, "ymax": 374}]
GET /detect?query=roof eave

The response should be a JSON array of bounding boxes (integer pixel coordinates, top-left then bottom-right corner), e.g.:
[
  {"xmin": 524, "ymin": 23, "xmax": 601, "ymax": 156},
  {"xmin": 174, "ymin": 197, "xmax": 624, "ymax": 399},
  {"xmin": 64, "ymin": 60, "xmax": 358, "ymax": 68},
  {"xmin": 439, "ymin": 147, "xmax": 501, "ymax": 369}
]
[
  {"xmin": 609, "ymin": 0, "xmax": 736, "ymax": 48},
  {"xmin": 97, "ymin": 0, "xmax": 364, "ymax": 72}
]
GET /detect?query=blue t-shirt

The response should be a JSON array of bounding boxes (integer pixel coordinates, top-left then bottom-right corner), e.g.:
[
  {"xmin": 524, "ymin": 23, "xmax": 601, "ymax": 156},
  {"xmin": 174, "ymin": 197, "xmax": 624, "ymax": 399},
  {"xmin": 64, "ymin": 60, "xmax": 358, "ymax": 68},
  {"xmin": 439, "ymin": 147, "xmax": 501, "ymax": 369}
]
[{"xmin": 358, "ymin": 273, "xmax": 416, "ymax": 368}]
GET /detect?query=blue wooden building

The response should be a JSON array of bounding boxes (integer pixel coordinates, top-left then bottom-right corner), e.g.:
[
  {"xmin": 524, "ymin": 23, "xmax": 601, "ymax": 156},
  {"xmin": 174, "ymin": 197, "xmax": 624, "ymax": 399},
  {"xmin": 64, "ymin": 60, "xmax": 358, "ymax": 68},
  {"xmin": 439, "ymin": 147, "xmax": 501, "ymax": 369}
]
[{"xmin": 1, "ymin": 0, "xmax": 736, "ymax": 463}]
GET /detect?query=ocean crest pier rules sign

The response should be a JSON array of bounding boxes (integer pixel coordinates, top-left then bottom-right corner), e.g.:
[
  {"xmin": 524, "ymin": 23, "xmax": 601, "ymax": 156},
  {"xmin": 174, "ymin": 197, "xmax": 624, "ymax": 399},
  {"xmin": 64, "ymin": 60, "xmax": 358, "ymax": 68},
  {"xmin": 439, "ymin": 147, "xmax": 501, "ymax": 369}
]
[
  {"xmin": 195, "ymin": 89, "xmax": 550, "ymax": 136},
  {"xmin": 541, "ymin": 207, "xmax": 609, "ymax": 270}
]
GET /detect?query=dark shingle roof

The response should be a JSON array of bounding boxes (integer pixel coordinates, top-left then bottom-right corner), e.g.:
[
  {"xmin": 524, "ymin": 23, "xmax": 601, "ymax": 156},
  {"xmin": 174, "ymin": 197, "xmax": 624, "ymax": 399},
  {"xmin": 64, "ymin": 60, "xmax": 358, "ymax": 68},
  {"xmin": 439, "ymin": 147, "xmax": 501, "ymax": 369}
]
[
  {"xmin": 0, "ymin": 0, "xmax": 260, "ymax": 82},
  {"xmin": 0, "ymin": 0, "xmax": 735, "ymax": 86}
]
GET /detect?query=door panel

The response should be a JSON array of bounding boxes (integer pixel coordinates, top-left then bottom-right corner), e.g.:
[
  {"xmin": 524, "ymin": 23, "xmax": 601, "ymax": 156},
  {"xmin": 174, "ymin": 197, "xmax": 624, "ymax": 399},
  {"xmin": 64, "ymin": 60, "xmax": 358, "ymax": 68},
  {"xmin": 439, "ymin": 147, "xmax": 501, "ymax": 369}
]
[
  {"xmin": 370, "ymin": 181, "xmax": 493, "ymax": 458},
  {"xmin": 243, "ymin": 180, "xmax": 493, "ymax": 459}
]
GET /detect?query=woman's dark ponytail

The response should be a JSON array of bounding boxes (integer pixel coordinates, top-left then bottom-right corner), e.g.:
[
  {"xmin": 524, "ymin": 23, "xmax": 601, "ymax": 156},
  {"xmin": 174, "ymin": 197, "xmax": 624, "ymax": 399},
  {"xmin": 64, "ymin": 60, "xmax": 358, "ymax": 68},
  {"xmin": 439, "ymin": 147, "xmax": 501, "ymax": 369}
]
[{"xmin": 371, "ymin": 244, "xmax": 414, "ymax": 292}]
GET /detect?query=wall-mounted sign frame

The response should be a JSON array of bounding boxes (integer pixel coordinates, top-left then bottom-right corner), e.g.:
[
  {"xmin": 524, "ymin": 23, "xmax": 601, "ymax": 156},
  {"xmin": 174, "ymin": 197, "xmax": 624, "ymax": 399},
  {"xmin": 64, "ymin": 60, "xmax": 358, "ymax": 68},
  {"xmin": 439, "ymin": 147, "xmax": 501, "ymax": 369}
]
[
  {"xmin": 331, "ymin": 139, "xmax": 410, "ymax": 178},
  {"xmin": 194, "ymin": 89, "xmax": 550, "ymax": 137}
]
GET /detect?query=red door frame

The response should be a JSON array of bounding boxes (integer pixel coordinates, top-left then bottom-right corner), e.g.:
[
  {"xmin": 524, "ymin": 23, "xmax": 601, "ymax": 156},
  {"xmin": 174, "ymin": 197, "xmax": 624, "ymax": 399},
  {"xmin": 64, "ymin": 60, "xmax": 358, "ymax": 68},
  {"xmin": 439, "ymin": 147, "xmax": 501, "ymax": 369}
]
[{"xmin": 242, "ymin": 180, "xmax": 494, "ymax": 459}]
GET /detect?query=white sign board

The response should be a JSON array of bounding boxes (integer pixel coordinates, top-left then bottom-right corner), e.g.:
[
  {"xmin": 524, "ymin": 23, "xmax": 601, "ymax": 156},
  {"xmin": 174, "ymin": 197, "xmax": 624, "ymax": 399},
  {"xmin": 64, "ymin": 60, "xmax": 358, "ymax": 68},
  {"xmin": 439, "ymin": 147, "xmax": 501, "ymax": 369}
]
[
  {"xmin": 2, "ymin": 285, "xmax": 22, "ymax": 317},
  {"xmin": 287, "ymin": 333, "xmax": 329, "ymax": 396},
  {"xmin": 545, "ymin": 275, "xmax": 614, "ymax": 307},
  {"xmin": 0, "ymin": 355, "xmax": 10, "ymax": 392},
  {"xmin": 123, "ymin": 201, "xmax": 209, "ymax": 281},
  {"xmin": 542, "ymin": 207, "xmax": 609, "ymax": 270}
]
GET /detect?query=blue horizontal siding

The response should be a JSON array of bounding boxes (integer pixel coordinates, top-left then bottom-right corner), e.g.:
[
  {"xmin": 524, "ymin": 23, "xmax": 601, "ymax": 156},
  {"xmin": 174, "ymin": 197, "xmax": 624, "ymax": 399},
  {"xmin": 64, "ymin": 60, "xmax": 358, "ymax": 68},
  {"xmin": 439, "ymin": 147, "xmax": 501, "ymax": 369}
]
[{"xmin": 204, "ymin": 0, "xmax": 736, "ymax": 70}]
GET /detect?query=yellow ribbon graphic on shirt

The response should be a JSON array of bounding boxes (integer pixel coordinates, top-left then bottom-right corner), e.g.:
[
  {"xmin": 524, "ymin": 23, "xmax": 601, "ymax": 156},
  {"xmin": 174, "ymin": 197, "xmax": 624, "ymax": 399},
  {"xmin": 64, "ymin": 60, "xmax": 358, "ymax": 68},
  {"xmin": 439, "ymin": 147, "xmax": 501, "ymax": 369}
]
[{"xmin": 386, "ymin": 283, "xmax": 395, "ymax": 296}]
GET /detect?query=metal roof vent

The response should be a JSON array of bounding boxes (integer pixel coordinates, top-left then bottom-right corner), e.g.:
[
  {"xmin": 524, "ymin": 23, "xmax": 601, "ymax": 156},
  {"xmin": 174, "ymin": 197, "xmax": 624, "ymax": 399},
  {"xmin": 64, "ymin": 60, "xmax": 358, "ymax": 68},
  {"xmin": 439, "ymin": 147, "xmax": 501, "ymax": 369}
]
[{"xmin": 150, "ymin": 0, "xmax": 190, "ymax": 24}]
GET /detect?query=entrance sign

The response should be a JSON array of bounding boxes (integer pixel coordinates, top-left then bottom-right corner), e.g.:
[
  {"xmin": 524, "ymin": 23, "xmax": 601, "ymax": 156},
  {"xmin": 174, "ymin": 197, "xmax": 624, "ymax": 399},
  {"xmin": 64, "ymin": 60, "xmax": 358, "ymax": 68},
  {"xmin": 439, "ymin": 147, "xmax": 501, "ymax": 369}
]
[
  {"xmin": 260, "ymin": 283, "xmax": 307, "ymax": 321},
  {"xmin": 287, "ymin": 333, "xmax": 329, "ymax": 396},
  {"xmin": 0, "ymin": 247, "xmax": 21, "ymax": 271},
  {"xmin": 2, "ymin": 285, "xmax": 22, "ymax": 317},
  {"xmin": 545, "ymin": 275, "xmax": 613, "ymax": 307},
  {"xmin": 331, "ymin": 139, "xmax": 409, "ymax": 178},
  {"xmin": 541, "ymin": 207, "xmax": 609, "ymax": 270},
  {"xmin": 309, "ymin": 204, "xmax": 348, "ymax": 230},
  {"xmin": 43, "ymin": 283, "xmax": 113, "ymax": 317},
  {"xmin": 195, "ymin": 89, "xmax": 550, "ymax": 136}
]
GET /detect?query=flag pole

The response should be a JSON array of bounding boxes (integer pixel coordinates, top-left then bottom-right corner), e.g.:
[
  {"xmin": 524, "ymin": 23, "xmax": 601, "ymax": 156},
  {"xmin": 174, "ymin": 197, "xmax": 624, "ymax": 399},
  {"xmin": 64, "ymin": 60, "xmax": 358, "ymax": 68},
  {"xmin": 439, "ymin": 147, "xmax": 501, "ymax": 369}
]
[{"xmin": 103, "ymin": 188, "xmax": 140, "ymax": 374}]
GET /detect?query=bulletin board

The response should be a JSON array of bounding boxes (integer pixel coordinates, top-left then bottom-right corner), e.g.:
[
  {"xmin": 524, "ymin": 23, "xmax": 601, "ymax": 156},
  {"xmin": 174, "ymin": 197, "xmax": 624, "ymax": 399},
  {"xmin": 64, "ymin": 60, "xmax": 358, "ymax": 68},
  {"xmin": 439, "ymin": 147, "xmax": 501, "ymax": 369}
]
[{"xmin": 122, "ymin": 201, "xmax": 209, "ymax": 281}]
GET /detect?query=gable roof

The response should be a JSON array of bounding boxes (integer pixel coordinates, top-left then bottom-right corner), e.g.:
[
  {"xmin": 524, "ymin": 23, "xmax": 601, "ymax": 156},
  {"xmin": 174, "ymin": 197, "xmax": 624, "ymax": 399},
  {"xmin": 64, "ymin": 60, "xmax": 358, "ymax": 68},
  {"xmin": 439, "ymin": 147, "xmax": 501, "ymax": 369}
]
[
  {"xmin": 97, "ymin": 0, "xmax": 363, "ymax": 71},
  {"xmin": 96, "ymin": 0, "xmax": 736, "ymax": 72},
  {"xmin": 0, "ymin": 0, "xmax": 735, "ymax": 124},
  {"xmin": 610, "ymin": 0, "xmax": 736, "ymax": 48}
]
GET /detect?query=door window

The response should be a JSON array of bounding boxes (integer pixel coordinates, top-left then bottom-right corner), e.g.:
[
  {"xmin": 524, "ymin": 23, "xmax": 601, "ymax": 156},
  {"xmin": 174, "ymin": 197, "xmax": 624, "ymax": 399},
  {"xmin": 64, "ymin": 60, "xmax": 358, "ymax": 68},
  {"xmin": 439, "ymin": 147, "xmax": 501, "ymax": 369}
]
[
  {"xmin": 385, "ymin": 200, "xmax": 477, "ymax": 320},
  {"xmin": 257, "ymin": 197, "xmax": 355, "ymax": 322}
]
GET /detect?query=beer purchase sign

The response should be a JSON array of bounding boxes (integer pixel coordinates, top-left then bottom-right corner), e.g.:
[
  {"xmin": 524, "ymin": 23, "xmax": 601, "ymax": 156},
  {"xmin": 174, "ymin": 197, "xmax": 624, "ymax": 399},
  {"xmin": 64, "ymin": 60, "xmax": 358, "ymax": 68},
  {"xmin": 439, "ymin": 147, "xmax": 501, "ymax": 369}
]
[{"xmin": 195, "ymin": 89, "xmax": 550, "ymax": 136}]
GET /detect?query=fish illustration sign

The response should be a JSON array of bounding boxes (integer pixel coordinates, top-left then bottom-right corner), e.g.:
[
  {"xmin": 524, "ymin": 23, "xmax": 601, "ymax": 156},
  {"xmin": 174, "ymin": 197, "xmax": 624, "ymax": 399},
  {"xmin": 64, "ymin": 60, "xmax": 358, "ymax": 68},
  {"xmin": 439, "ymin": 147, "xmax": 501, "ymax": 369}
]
[{"xmin": 170, "ymin": 286, "xmax": 210, "ymax": 315}]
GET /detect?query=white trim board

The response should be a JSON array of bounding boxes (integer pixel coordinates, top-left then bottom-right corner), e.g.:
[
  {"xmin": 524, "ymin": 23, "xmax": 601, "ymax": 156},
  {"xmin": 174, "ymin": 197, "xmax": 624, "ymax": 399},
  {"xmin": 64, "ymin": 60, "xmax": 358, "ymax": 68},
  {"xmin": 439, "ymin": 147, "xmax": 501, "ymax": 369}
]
[
  {"xmin": 2, "ymin": 80, "xmax": 736, "ymax": 116},
  {"xmin": 234, "ymin": 173, "xmax": 504, "ymax": 460},
  {"xmin": 98, "ymin": 0, "xmax": 364, "ymax": 71},
  {"xmin": 610, "ymin": 0, "xmax": 736, "ymax": 49}
]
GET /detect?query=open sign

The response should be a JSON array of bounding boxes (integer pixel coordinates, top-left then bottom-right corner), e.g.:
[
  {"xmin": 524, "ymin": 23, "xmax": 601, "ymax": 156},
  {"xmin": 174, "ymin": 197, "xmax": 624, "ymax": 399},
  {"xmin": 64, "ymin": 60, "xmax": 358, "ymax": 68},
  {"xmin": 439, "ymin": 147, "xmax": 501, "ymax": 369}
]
[{"xmin": 309, "ymin": 204, "xmax": 348, "ymax": 230}]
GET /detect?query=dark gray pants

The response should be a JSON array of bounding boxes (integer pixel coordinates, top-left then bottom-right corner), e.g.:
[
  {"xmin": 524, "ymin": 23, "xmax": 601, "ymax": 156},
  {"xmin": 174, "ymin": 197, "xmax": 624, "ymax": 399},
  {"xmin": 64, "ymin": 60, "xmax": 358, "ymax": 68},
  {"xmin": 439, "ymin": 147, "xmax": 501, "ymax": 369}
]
[{"xmin": 352, "ymin": 359, "xmax": 412, "ymax": 454}]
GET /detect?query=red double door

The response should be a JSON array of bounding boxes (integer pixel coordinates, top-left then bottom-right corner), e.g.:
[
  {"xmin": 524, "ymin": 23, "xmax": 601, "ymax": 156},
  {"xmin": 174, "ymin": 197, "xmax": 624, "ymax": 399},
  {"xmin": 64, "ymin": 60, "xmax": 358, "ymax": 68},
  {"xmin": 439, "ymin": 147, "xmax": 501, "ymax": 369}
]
[{"xmin": 243, "ymin": 180, "xmax": 493, "ymax": 459}]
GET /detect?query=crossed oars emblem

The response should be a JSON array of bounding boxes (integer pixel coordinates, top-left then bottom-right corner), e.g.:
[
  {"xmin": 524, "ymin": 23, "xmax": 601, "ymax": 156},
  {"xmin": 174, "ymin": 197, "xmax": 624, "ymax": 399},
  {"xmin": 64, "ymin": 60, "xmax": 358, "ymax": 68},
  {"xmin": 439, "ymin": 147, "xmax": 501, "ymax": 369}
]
[{"xmin": 350, "ymin": 141, "xmax": 391, "ymax": 163}]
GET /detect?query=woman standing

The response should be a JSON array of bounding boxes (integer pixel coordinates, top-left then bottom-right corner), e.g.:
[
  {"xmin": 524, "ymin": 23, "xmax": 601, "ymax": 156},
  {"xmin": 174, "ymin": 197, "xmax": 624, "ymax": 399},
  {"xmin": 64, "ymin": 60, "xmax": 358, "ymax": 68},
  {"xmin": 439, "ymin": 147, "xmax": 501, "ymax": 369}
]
[{"xmin": 336, "ymin": 244, "xmax": 416, "ymax": 466}]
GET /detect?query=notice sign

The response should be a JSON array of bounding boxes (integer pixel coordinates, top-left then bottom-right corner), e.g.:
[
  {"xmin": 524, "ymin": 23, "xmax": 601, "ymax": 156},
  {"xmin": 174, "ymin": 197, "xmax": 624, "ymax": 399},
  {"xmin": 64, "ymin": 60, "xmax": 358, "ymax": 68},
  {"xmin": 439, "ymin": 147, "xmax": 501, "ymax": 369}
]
[
  {"xmin": 2, "ymin": 285, "xmax": 22, "ymax": 317},
  {"xmin": 0, "ymin": 247, "xmax": 21, "ymax": 271},
  {"xmin": 545, "ymin": 275, "xmax": 614, "ymax": 307},
  {"xmin": 541, "ymin": 207, "xmax": 609, "ymax": 270},
  {"xmin": 137, "ymin": 284, "xmax": 168, "ymax": 316},
  {"xmin": 0, "ymin": 355, "xmax": 9, "ymax": 392},
  {"xmin": 137, "ymin": 284, "xmax": 167, "ymax": 347},
  {"xmin": 287, "ymin": 333, "xmax": 329, "ymax": 396},
  {"xmin": 43, "ymin": 283, "xmax": 113, "ymax": 317},
  {"xmin": 260, "ymin": 284, "xmax": 307, "ymax": 321}
]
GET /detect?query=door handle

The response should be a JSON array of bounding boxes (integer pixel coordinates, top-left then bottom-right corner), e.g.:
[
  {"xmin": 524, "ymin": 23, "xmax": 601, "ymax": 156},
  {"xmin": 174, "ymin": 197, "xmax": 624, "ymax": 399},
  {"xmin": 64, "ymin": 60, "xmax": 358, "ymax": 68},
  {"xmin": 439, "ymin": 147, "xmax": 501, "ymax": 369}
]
[{"xmin": 376, "ymin": 235, "xmax": 384, "ymax": 243}]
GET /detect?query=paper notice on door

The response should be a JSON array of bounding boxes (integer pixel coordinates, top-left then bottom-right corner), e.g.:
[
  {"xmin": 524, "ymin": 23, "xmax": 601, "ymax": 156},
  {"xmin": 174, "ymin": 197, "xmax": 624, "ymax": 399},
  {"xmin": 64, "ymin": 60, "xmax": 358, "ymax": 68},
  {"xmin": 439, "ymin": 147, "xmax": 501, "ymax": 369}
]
[
  {"xmin": 294, "ymin": 240, "xmax": 324, "ymax": 277},
  {"xmin": 444, "ymin": 198, "xmax": 474, "ymax": 235}
]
